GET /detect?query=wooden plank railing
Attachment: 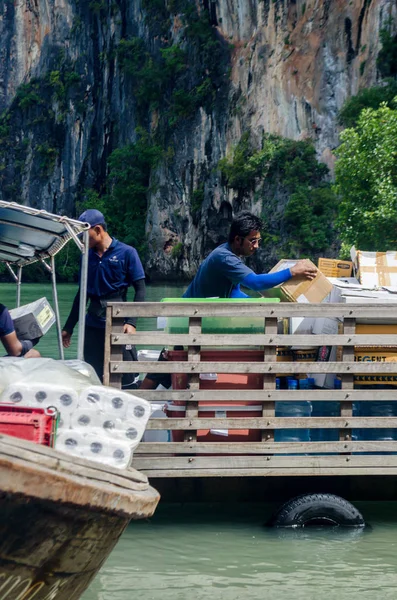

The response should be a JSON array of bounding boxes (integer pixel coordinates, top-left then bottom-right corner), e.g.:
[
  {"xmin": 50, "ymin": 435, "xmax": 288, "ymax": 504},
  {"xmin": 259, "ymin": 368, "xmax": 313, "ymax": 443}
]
[{"xmin": 104, "ymin": 301, "xmax": 397, "ymax": 477}]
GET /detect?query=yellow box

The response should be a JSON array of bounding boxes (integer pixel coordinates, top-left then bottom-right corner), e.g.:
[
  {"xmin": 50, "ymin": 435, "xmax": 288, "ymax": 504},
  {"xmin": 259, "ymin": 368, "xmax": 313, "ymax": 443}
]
[
  {"xmin": 356, "ymin": 324, "xmax": 397, "ymax": 334},
  {"xmin": 318, "ymin": 258, "xmax": 353, "ymax": 278},
  {"xmin": 354, "ymin": 346, "xmax": 397, "ymax": 386},
  {"xmin": 269, "ymin": 259, "xmax": 333, "ymax": 303}
]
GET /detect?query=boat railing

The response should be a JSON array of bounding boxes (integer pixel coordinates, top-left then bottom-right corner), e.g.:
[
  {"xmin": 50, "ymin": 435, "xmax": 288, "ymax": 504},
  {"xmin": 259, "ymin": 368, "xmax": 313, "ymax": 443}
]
[{"xmin": 105, "ymin": 301, "xmax": 397, "ymax": 478}]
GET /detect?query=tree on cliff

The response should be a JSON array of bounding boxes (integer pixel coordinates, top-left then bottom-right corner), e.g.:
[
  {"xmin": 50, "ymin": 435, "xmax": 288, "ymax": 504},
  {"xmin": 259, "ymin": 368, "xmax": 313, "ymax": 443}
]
[{"xmin": 334, "ymin": 101, "xmax": 397, "ymax": 253}]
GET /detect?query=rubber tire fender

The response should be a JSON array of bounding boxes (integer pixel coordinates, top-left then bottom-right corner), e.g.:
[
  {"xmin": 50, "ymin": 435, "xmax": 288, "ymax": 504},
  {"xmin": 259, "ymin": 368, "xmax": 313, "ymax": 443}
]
[{"xmin": 267, "ymin": 493, "xmax": 365, "ymax": 528}]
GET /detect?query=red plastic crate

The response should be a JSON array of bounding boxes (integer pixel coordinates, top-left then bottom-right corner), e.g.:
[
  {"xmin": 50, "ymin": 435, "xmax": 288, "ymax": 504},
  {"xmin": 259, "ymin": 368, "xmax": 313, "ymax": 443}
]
[
  {"xmin": 0, "ymin": 406, "xmax": 58, "ymax": 447},
  {"xmin": 166, "ymin": 349, "xmax": 264, "ymax": 442}
]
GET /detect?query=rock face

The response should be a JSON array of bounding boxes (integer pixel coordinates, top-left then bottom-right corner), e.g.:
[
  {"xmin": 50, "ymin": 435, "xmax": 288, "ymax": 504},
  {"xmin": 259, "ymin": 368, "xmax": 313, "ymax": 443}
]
[{"xmin": 0, "ymin": 0, "xmax": 395, "ymax": 278}]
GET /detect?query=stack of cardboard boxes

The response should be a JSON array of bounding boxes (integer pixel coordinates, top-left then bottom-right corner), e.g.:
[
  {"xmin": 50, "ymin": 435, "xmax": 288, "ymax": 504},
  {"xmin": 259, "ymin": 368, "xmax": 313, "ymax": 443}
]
[{"xmin": 270, "ymin": 251, "xmax": 397, "ymax": 389}]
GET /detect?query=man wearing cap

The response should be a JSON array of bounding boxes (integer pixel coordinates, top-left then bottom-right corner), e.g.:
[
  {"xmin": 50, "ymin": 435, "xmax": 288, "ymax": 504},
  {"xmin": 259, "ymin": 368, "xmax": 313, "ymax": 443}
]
[{"xmin": 61, "ymin": 209, "xmax": 145, "ymax": 385}]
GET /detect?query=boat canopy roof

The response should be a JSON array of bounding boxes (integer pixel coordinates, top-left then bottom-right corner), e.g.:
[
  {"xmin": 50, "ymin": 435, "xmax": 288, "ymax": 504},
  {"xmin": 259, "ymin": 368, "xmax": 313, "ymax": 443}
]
[{"xmin": 0, "ymin": 201, "xmax": 90, "ymax": 267}]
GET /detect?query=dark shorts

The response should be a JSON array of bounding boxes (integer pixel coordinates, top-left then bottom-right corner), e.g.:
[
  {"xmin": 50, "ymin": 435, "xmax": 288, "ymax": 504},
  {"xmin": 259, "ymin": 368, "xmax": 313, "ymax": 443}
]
[
  {"xmin": 145, "ymin": 345, "xmax": 184, "ymax": 389},
  {"xmin": 84, "ymin": 325, "xmax": 139, "ymax": 387}
]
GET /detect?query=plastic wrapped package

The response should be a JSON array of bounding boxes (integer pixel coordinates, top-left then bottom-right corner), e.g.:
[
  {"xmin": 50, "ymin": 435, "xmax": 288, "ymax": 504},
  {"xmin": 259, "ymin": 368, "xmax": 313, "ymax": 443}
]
[
  {"xmin": 55, "ymin": 430, "xmax": 132, "ymax": 469},
  {"xmin": 62, "ymin": 359, "xmax": 101, "ymax": 385},
  {"xmin": 79, "ymin": 386, "xmax": 150, "ymax": 447},
  {"xmin": 1, "ymin": 382, "xmax": 79, "ymax": 415},
  {"xmin": 0, "ymin": 357, "xmax": 101, "ymax": 395},
  {"xmin": 0, "ymin": 358, "xmax": 151, "ymax": 468}
]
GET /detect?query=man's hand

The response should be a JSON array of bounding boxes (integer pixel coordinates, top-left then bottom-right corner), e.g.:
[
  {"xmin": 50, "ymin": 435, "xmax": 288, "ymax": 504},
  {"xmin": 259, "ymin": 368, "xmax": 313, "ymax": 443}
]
[
  {"xmin": 123, "ymin": 323, "xmax": 136, "ymax": 335},
  {"xmin": 290, "ymin": 259, "xmax": 318, "ymax": 280},
  {"xmin": 62, "ymin": 330, "xmax": 72, "ymax": 348}
]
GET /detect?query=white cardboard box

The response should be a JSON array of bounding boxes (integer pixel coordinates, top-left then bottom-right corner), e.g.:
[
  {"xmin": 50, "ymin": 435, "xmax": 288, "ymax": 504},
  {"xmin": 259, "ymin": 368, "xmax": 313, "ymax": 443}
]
[
  {"xmin": 350, "ymin": 247, "xmax": 397, "ymax": 287},
  {"xmin": 326, "ymin": 277, "xmax": 397, "ymax": 323},
  {"xmin": 9, "ymin": 297, "xmax": 55, "ymax": 340}
]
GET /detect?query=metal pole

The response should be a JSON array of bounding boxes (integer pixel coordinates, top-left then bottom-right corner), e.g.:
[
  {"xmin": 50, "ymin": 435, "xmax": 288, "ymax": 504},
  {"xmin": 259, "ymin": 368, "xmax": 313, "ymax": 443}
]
[
  {"xmin": 5, "ymin": 263, "xmax": 18, "ymax": 283},
  {"xmin": 77, "ymin": 230, "xmax": 89, "ymax": 361},
  {"xmin": 50, "ymin": 255, "xmax": 64, "ymax": 360},
  {"xmin": 17, "ymin": 266, "xmax": 22, "ymax": 307}
]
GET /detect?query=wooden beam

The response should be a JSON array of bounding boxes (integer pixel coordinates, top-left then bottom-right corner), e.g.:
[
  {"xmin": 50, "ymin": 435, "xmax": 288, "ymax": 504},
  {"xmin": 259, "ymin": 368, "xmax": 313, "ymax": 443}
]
[
  {"xmin": 110, "ymin": 302, "xmax": 397, "ymax": 319},
  {"xmin": 109, "ymin": 361, "xmax": 397, "ymax": 374},
  {"xmin": 135, "ymin": 441, "xmax": 397, "ymax": 454},
  {"xmin": 146, "ymin": 416, "xmax": 397, "ymax": 429},
  {"xmin": 111, "ymin": 332, "xmax": 397, "ymax": 346}
]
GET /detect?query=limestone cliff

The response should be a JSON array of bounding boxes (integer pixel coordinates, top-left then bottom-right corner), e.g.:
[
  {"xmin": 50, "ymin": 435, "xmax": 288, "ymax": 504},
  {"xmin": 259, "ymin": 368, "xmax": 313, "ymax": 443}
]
[{"xmin": 0, "ymin": 0, "xmax": 395, "ymax": 279}]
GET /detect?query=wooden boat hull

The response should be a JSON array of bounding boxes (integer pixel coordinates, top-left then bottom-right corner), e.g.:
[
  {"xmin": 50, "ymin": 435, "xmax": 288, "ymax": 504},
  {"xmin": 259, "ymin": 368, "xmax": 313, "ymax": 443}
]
[{"xmin": 0, "ymin": 434, "xmax": 160, "ymax": 600}]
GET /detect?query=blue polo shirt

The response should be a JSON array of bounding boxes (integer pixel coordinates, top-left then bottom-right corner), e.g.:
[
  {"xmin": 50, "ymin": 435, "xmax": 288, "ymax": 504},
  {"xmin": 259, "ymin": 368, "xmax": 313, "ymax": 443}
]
[
  {"xmin": 183, "ymin": 243, "xmax": 253, "ymax": 298},
  {"xmin": 85, "ymin": 238, "xmax": 144, "ymax": 328},
  {"xmin": 0, "ymin": 305, "xmax": 14, "ymax": 337}
]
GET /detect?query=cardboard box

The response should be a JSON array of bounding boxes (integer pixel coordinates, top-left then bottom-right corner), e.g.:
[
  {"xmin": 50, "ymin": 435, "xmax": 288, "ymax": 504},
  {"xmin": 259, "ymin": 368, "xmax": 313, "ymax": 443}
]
[
  {"xmin": 318, "ymin": 258, "xmax": 353, "ymax": 278},
  {"xmin": 356, "ymin": 324, "xmax": 397, "ymax": 334},
  {"xmin": 354, "ymin": 346, "xmax": 397, "ymax": 362},
  {"xmin": 9, "ymin": 297, "xmax": 55, "ymax": 340},
  {"xmin": 354, "ymin": 346, "xmax": 397, "ymax": 386},
  {"xmin": 350, "ymin": 247, "xmax": 397, "ymax": 287},
  {"xmin": 269, "ymin": 259, "xmax": 333, "ymax": 303},
  {"xmin": 326, "ymin": 277, "xmax": 397, "ymax": 324}
]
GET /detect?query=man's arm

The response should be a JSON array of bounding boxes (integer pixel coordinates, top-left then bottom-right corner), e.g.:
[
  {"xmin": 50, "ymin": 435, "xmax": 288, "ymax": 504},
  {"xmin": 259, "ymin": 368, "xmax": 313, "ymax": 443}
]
[
  {"xmin": 124, "ymin": 246, "xmax": 146, "ymax": 333},
  {"xmin": 241, "ymin": 260, "xmax": 317, "ymax": 292},
  {"xmin": 0, "ymin": 305, "xmax": 40, "ymax": 357},
  {"xmin": 62, "ymin": 289, "xmax": 81, "ymax": 348},
  {"xmin": 124, "ymin": 278, "xmax": 146, "ymax": 333},
  {"xmin": 2, "ymin": 332, "xmax": 27, "ymax": 356}
]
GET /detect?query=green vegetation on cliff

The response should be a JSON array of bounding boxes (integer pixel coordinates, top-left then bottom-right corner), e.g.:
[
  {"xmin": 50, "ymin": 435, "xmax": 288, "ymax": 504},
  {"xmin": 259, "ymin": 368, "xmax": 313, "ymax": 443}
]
[
  {"xmin": 219, "ymin": 134, "xmax": 338, "ymax": 259},
  {"xmin": 335, "ymin": 101, "xmax": 397, "ymax": 254},
  {"xmin": 334, "ymin": 23, "xmax": 397, "ymax": 255},
  {"xmin": 0, "ymin": 64, "xmax": 83, "ymax": 201},
  {"xmin": 77, "ymin": 129, "xmax": 163, "ymax": 252}
]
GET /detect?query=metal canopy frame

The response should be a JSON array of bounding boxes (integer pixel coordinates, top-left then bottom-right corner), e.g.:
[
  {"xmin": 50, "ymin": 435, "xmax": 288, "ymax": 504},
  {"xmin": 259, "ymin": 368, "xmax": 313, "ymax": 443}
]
[{"xmin": 0, "ymin": 201, "xmax": 90, "ymax": 360}]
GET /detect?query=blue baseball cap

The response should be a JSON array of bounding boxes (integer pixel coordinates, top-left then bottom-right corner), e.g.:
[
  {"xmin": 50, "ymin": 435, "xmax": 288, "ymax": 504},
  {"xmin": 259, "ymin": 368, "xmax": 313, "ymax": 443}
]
[{"xmin": 78, "ymin": 208, "xmax": 106, "ymax": 228}]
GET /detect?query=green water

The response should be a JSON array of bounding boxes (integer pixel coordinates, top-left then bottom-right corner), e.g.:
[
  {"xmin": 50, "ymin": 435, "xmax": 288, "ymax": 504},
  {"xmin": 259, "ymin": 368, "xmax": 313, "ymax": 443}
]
[
  {"xmin": 0, "ymin": 282, "xmax": 186, "ymax": 358},
  {"xmin": 82, "ymin": 502, "xmax": 397, "ymax": 600},
  {"xmin": 2, "ymin": 283, "xmax": 397, "ymax": 599}
]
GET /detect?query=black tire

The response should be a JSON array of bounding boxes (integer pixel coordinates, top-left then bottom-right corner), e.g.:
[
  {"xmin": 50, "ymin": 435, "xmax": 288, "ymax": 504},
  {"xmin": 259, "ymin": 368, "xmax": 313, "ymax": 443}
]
[{"xmin": 267, "ymin": 493, "xmax": 365, "ymax": 528}]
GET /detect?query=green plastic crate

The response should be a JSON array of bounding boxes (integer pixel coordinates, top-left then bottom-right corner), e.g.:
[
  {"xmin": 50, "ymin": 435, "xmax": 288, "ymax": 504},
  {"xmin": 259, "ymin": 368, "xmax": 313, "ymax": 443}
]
[{"xmin": 160, "ymin": 297, "xmax": 279, "ymax": 334}]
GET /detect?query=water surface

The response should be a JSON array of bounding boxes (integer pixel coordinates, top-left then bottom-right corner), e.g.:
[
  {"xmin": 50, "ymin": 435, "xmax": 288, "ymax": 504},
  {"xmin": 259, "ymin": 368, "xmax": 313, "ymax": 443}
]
[{"xmin": 83, "ymin": 502, "xmax": 397, "ymax": 600}]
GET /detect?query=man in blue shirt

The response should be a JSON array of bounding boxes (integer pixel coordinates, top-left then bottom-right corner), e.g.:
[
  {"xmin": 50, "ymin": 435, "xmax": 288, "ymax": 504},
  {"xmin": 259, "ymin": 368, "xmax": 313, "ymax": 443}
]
[
  {"xmin": 62, "ymin": 209, "xmax": 145, "ymax": 384},
  {"xmin": 141, "ymin": 211, "xmax": 317, "ymax": 389},
  {"xmin": 0, "ymin": 304, "xmax": 40, "ymax": 358},
  {"xmin": 183, "ymin": 211, "xmax": 316, "ymax": 298}
]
